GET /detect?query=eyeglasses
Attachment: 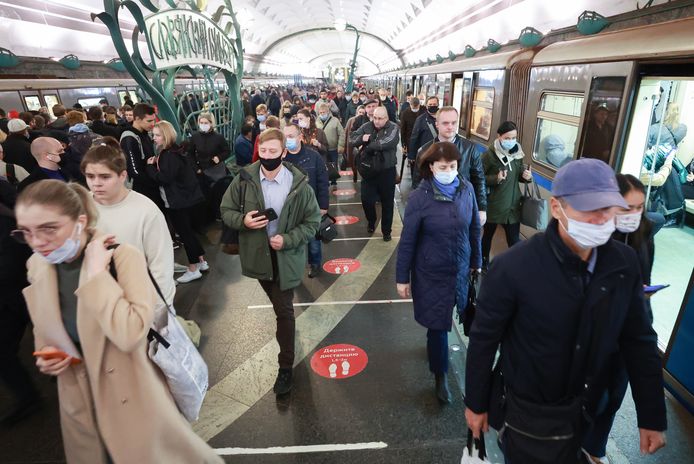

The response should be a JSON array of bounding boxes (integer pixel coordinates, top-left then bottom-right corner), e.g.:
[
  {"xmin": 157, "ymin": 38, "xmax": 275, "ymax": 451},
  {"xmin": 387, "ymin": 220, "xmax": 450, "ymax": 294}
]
[{"xmin": 10, "ymin": 224, "xmax": 67, "ymax": 244}]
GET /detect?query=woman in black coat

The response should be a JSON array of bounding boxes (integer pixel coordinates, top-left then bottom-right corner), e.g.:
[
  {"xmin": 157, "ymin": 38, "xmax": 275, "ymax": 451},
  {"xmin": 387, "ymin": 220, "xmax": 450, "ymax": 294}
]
[
  {"xmin": 147, "ymin": 121, "xmax": 207, "ymax": 284},
  {"xmin": 396, "ymin": 142, "xmax": 482, "ymax": 404},
  {"xmin": 581, "ymin": 174, "xmax": 655, "ymax": 464},
  {"xmin": 188, "ymin": 112, "xmax": 230, "ymax": 181}
]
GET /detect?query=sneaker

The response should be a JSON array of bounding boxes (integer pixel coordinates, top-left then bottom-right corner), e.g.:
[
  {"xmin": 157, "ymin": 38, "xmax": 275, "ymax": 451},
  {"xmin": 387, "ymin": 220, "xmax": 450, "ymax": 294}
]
[
  {"xmin": 308, "ymin": 264, "xmax": 321, "ymax": 278},
  {"xmin": 173, "ymin": 262, "xmax": 188, "ymax": 273},
  {"xmin": 383, "ymin": 234, "xmax": 392, "ymax": 242},
  {"xmin": 581, "ymin": 449, "xmax": 610, "ymax": 464},
  {"xmin": 176, "ymin": 269, "xmax": 202, "ymax": 284},
  {"xmin": 273, "ymin": 368, "xmax": 293, "ymax": 395},
  {"xmin": 197, "ymin": 260, "xmax": 210, "ymax": 272}
]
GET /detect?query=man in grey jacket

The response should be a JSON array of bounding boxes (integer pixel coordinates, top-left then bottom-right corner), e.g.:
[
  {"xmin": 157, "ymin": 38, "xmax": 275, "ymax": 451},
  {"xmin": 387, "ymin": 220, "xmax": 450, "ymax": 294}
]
[{"xmin": 349, "ymin": 107, "xmax": 400, "ymax": 241}]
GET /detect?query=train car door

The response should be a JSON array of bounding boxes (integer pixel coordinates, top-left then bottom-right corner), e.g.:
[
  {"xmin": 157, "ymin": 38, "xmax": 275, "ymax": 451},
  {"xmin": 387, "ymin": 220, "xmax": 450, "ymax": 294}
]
[{"xmin": 452, "ymin": 73, "xmax": 473, "ymax": 138}]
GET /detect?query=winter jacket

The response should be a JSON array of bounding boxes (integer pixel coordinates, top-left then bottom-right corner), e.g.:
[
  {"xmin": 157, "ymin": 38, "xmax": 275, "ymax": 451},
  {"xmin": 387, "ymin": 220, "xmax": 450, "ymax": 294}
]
[
  {"xmin": 408, "ymin": 112, "xmax": 437, "ymax": 159},
  {"xmin": 334, "ymin": 96, "xmax": 348, "ymax": 122},
  {"xmin": 2, "ymin": 133, "xmax": 37, "ymax": 173},
  {"xmin": 17, "ymin": 166, "xmax": 69, "ymax": 193},
  {"xmin": 344, "ymin": 100, "xmax": 360, "ymax": 122},
  {"xmin": 380, "ymin": 97, "xmax": 397, "ymax": 123},
  {"xmin": 90, "ymin": 120, "xmax": 121, "ymax": 139},
  {"xmin": 146, "ymin": 144, "xmax": 204, "ymax": 209},
  {"xmin": 316, "ymin": 115, "xmax": 345, "ymax": 153},
  {"xmin": 234, "ymin": 134, "xmax": 253, "ymax": 166},
  {"xmin": 348, "ymin": 120, "xmax": 400, "ymax": 170},
  {"xmin": 220, "ymin": 162, "xmax": 321, "ymax": 290},
  {"xmin": 482, "ymin": 144, "xmax": 529, "ymax": 224},
  {"xmin": 0, "ymin": 179, "xmax": 31, "ymax": 290},
  {"xmin": 418, "ymin": 135, "xmax": 487, "ymax": 211},
  {"xmin": 250, "ymin": 95, "xmax": 265, "ymax": 117},
  {"xmin": 188, "ymin": 130, "xmax": 230, "ymax": 171},
  {"xmin": 48, "ymin": 117, "xmax": 69, "ymax": 132},
  {"xmin": 120, "ymin": 126, "xmax": 158, "ymax": 195},
  {"xmin": 267, "ymin": 93, "xmax": 282, "ymax": 116},
  {"xmin": 465, "ymin": 220, "xmax": 667, "ymax": 432},
  {"xmin": 284, "ymin": 145, "xmax": 329, "ymax": 210},
  {"xmin": 396, "ymin": 177, "xmax": 481, "ymax": 331}
]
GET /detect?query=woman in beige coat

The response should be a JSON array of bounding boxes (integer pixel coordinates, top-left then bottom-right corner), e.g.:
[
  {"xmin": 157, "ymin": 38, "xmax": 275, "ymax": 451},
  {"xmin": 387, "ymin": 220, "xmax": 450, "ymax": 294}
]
[{"xmin": 14, "ymin": 179, "xmax": 222, "ymax": 464}]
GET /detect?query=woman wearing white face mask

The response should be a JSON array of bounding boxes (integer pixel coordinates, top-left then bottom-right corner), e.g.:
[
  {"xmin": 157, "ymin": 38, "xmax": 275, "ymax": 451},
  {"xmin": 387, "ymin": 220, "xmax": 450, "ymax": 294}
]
[
  {"xmin": 13, "ymin": 179, "xmax": 222, "ymax": 464},
  {"xmin": 396, "ymin": 142, "xmax": 482, "ymax": 404},
  {"xmin": 581, "ymin": 173, "xmax": 656, "ymax": 464},
  {"xmin": 481, "ymin": 121, "xmax": 532, "ymax": 269},
  {"xmin": 188, "ymin": 112, "xmax": 230, "ymax": 182}
]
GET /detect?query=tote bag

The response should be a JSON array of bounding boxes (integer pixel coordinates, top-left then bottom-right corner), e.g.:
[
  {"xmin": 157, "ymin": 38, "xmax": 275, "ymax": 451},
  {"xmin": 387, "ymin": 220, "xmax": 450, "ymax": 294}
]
[
  {"xmin": 521, "ymin": 179, "xmax": 549, "ymax": 230},
  {"xmin": 461, "ymin": 430, "xmax": 493, "ymax": 464}
]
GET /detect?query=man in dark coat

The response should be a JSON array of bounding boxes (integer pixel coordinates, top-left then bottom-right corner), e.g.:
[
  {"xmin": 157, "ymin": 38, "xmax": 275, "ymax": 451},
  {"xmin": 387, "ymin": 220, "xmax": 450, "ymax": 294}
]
[
  {"xmin": 120, "ymin": 103, "xmax": 161, "ymax": 211},
  {"xmin": 417, "ymin": 107, "xmax": 487, "ymax": 222},
  {"xmin": 250, "ymin": 90, "xmax": 265, "ymax": 118},
  {"xmin": 17, "ymin": 137, "xmax": 70, "ymax": 192},
  {"xmin": 283, "ymin": 123, "xmax": 329, "ymax": 278},
  {"xmin": 377, "ymin": 88, "xmax": 397, "ymax": 123},
  {"xmin": 408, "ymin": 96, "xmax": 439, "ymax": 161},
  {"xmin": 465, "ymin": 159, "xmax": 667, "ymax": 463},
  {"xmin": 344, "ymin": 92, "xmax": 361, "ymax": 122},
  {"xmin": 88, "ymin": 106, "xmax": 121, "ymax": 139},
  {"xmin": 399, "ymin": 96, "xmax": 423, "ymax": 156},
  {"xmin": 2, "ymin": 119, "xmax": 38, "ymax": 173}
]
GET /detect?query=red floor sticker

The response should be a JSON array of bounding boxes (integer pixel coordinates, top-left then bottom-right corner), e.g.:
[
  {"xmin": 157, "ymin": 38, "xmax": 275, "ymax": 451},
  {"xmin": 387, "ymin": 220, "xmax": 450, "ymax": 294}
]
[
  {"xmin": 323, "ymin": 258, "xmax": 361, "ymax": 274},
  {"xmin": 311, "ymin": 344, "xmax": 368, "ymax": 379},
  {"xmin": 339, "ymin": 170, "xmax": 353, "ymax": 176},
  {"xmin": 332, "ymin": 188, "xmax": 357, "ymax": 196},
  {"xmin": 334, "ymin": 215, "xmax": 360, "ymax": 225}
]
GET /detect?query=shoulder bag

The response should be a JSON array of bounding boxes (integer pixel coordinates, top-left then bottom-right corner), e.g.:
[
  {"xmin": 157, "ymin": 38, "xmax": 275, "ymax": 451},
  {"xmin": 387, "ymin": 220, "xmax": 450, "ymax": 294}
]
[
  {"xmin": 108, "ymin": 246, "xmax": 208, "ymax": 422},
  {"xmin": 521, "ymin": 179, "xmax": 549, "ymax": 231}
]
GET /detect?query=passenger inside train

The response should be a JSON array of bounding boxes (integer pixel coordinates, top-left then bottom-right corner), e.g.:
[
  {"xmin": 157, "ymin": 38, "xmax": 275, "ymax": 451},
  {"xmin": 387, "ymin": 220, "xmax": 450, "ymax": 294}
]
[{"xmin": 1, "ymin": 1, "xmax": 694, "ymax": 463}]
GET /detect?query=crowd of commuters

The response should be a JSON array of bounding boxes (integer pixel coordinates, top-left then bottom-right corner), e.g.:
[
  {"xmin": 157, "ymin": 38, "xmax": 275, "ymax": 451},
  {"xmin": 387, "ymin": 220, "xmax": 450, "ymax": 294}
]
[{"xmin": 0, "ymin": 81, "xmax": 670, "ymax": 464}]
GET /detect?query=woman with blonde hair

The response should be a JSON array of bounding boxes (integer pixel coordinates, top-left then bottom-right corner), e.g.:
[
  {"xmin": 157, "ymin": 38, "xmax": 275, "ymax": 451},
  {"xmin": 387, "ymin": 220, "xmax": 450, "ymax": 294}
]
[
  {"xmin": 14, "ymin": 179, "xmax": 221, "ymax": 463},
  {"xmin": 147, "ymin": 121, "xmax": 208, "ymax": 283}
]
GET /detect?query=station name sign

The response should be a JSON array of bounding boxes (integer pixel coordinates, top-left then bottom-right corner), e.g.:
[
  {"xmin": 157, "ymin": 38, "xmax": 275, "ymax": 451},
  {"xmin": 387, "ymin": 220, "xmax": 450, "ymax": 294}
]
[{"xmin": 145, "ymin": 9, "xmax": 236, "ymax": 71}]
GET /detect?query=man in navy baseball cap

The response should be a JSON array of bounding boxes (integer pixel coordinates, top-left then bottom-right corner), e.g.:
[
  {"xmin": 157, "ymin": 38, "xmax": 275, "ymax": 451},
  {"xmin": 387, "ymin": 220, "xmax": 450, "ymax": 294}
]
[{"xmin": 465, "ymin": 157, "xmax": 666, "ymax": 464}]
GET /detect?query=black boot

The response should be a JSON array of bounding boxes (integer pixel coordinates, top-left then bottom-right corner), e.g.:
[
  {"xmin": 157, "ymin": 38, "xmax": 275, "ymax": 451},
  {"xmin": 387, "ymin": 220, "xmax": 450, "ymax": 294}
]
[
  {"xmin": 435, "ymin": 373, "xmax": 452, "ymax": 404},
  {"xmin": 273, "ymin": 368, "xmax": 293, "ymax": 396}
]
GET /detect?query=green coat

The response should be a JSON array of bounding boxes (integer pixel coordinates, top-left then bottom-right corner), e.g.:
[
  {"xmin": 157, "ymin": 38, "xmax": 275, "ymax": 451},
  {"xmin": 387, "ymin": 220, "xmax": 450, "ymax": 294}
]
[
  {"xmin": 220, "ymin": 162, "xmax": 321, "ymax": 290},
  {"xmin": 481, "ymin": 146, "xmax": 529, "ymax": 224}
]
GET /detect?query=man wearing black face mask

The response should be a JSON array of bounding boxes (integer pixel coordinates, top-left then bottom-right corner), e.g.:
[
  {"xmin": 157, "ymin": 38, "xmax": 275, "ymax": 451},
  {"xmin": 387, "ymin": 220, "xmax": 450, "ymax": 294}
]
[
  {"xmin": 408, "ymin": 96, "xmax": 440, "ymax": 166},
  {"xmin": 220, "ymin": 128, "xmax": 320, "ymax": 396}
]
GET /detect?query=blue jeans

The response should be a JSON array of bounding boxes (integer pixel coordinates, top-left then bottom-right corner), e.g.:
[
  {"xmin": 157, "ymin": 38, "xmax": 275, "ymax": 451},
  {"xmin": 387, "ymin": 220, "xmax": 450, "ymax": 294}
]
[
  {"xmin": 307, "ymin": 238, "xmax": 322, "ymax": 267},
  {"xmin": 426, "ymin": 329, "xmax": 448, "ymax": 374}
]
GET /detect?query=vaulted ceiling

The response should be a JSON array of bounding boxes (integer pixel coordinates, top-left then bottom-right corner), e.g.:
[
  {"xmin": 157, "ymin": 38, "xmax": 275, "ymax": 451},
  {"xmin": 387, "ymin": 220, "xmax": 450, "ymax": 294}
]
[{"xmin": 0, "ymin": 0, "xmax": 672, "ymax": 77}]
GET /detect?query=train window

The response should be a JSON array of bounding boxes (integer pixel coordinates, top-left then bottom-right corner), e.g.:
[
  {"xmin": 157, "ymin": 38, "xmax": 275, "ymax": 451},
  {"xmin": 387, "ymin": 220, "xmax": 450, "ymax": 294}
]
[
  {"xmin": 44, "ymin": 95, "xmax": 60, "ymax": 118},
  {"xmin": 78, "ymin": 97, "xmax": 106, "ymax": 108},
  {"xmin": 532, "ymin": 93, "xmax": 584, "ymax": 169},
  {"xmin": 470, "ymin": 86, "xmax": 494, "ymax": 140},
  {"xmin": 24, "ymin": 95, "xmax": 41, "ymax": 111},
  {"xmin": 579, "ymin": 77, "xmax": 626, "ymax": 162}
]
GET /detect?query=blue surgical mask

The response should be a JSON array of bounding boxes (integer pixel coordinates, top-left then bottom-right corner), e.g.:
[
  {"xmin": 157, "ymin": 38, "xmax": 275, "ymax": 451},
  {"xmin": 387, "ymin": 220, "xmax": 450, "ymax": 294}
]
[
  {"xmin": 286, "ymin": 137, "xmax": 299, "ymax": 151},
  {"xmin": 257, "ymin": 115, "xmax": 267, "ymax": 122},
  {"xmin": 40, "ymin": 223, "xmax": 83, "ymax": 264},
  {"xmin": 434, "ymin": 170, "xmax": 458, "ymax": 185},
  {"xmin": 559, "ymin": 205, "xmax": 615, "ymax": 249},
  {"xmin": 319, "ymin": 114, "xmax": 329, "ymax": 122},
  {"xmin": 500, "ymin": 139, "xmax": 517, "ymax": 151}
]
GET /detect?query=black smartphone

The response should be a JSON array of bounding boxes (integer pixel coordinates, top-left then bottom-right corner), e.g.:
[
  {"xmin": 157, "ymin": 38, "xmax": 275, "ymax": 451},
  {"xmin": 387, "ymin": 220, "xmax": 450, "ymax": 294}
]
[
  {"xmin": 252, "ymin": 208, "xmax": 278, "ymax": 221},
  {"xmin": 644, "ymin": 284, "xmax": 670, "ymax": 294}
]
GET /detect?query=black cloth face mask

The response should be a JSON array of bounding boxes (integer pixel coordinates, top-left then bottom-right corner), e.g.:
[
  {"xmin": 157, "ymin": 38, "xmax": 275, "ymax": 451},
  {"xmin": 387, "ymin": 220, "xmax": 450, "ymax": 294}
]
[
  {"xmin": 427, "ymin": 105, "xmax": 439, "ymax": 114},
  {"xmin": 260, "ymin": 156, "xmax": 283, "ymax": 171}
]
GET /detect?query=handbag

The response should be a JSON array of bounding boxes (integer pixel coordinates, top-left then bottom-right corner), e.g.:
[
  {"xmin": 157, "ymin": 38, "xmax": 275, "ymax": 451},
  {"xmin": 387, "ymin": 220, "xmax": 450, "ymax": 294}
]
[
  {"xmin": 521, "ymin": 179, "xmax": 549, "ymax": 230},
  {"xmin": 460, "ymin": 429, "xmax": 492, "ymax": 464},
  {"xmin": 326, "ymin": 161, "xmax": 341, "ymax": 182},
  {"xmin": 108, "ymin": 248, "xmax": 209, "ymax": 422},
  {"xmin": 461, "ymin": 271, "xmax": 478, "ymax": 335},
  {"xmin": 316, "ymin": 213, "xmax": 338, "ymax": 243},
  {"xmin": 203, "ymin": 161, "xmax": 227, "ymax": 182}
]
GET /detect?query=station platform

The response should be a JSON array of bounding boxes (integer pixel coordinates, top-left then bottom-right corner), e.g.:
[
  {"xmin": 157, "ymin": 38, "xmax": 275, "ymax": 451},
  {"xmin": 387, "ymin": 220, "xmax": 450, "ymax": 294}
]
[{"xmin": 1, "ymin": 155, "xmax": 693, "ymax": 463}]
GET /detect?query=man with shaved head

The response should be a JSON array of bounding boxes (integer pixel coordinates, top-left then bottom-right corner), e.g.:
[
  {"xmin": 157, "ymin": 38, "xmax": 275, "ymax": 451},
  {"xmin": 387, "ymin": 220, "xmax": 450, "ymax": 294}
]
[
  {"xmin": 349, "ymin": 106, "xmax": 400, "ymax": 241},
  {"xmin": 17, "ymin": 137, "xmax": 70, "ymax": 192}
]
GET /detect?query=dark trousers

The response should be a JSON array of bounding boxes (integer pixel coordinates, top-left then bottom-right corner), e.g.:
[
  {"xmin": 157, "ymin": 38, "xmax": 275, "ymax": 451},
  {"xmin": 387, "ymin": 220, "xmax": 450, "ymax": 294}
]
[
  {"xmin": 258, "ymin": 251, "xmax": 296, "ymax": 369},
  {"xmin": 0, "ymin": 291, "xmax": 38, "ymax": 405},
  {"xmin": 581, "ymin": 359, "xmax": 629, "ymax": 458},
  {"xmin": 426, "ymin": 329, "xmax": 448, "ymax": 374},
  {"xmin": 168, "ymin": 206, "xmax": 205, "ymax": 264},
  {"xmin": 361, "ymin": 166, "xmax": 396, "ymax": 234},
  {"xmin": 482, "ymin": 222, "xmax": 521, "ymax": 262},
  {"xmin": 328, "ymin": 149, "xmax": 339, "ymax": 185},
  {"xmin": 307, "ymin": 238, "xmax": 322, "ymax": 266}
]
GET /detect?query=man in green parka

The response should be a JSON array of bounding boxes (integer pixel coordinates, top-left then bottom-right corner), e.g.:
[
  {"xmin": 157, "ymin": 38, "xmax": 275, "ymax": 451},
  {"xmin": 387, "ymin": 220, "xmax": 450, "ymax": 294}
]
[{"xmin": 220, "ymin": 128, "xmax": 320, "ymax": 395}]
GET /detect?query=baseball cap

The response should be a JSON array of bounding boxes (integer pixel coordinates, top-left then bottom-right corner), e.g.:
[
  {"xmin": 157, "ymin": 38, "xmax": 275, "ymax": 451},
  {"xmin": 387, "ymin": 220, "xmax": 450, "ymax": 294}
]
[
  {"xmin": 7, "ymin": 118, "xmax": 28, "ymax": 133},
  {"xmin": 551, "ymin": 158, "xmax": 627, "ymax": 211}
]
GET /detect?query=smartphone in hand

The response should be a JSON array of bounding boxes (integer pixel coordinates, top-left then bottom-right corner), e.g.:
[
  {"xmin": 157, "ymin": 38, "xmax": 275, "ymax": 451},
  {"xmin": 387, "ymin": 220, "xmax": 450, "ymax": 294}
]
[
  {"xmin": 33, "ymin": 350, "xmax": 82, "ymax": 365},
  {"xmin": 252, "ymin": 208, "xmax": 278, "ymax": 221}
]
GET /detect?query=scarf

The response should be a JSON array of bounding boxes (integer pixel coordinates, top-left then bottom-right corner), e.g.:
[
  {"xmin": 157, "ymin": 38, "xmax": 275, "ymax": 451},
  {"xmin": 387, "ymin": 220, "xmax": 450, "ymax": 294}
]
[
  {"xmin": 432, "ymin": 176, "xmax": 460, "ymax": 199},
  {"xmin": 493, "ymin": 138, "xmax": 525, "ymax": 170}
]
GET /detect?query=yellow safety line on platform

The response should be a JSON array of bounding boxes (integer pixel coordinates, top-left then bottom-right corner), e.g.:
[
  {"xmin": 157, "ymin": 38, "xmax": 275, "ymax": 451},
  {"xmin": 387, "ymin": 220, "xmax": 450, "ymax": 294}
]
[{"xmin": 193, "ymin": 213, "xmax": 404, "ymax": 441}]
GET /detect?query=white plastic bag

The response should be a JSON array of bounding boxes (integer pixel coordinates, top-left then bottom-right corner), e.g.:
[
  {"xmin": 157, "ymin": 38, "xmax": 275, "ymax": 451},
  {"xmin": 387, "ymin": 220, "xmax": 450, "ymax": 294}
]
[
  {"xmin": 461, "ymin": 429, "xmax": 491, "ymax": 464},
  {"xmin": 149, "ymin": 313, "xmax": 208, "ymax": 422}
]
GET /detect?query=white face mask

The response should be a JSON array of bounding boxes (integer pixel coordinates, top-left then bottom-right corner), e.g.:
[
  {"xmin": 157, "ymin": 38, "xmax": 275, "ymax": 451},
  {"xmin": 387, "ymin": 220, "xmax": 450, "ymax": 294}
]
[
  {"xmin": 199, "ymin": 123, "xmax": 211, "ymax": 133},
  {"xmin": 40, "ymin": 223, "xmax": 83, "ymax": 264},
  {"xmin": 298, "ymin": 120, "xmax": 309, "ymax": 129},
  {"xmin": 559, "ymin": 205, "xmax": 615, "ymax": 249},
  {"xmin": 433, "ymin": 170, "xmax": 457, "ymax": 185},
  {"xmin": 615, "ymin": 211, "xmax": 641, "ymax": 233}
]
